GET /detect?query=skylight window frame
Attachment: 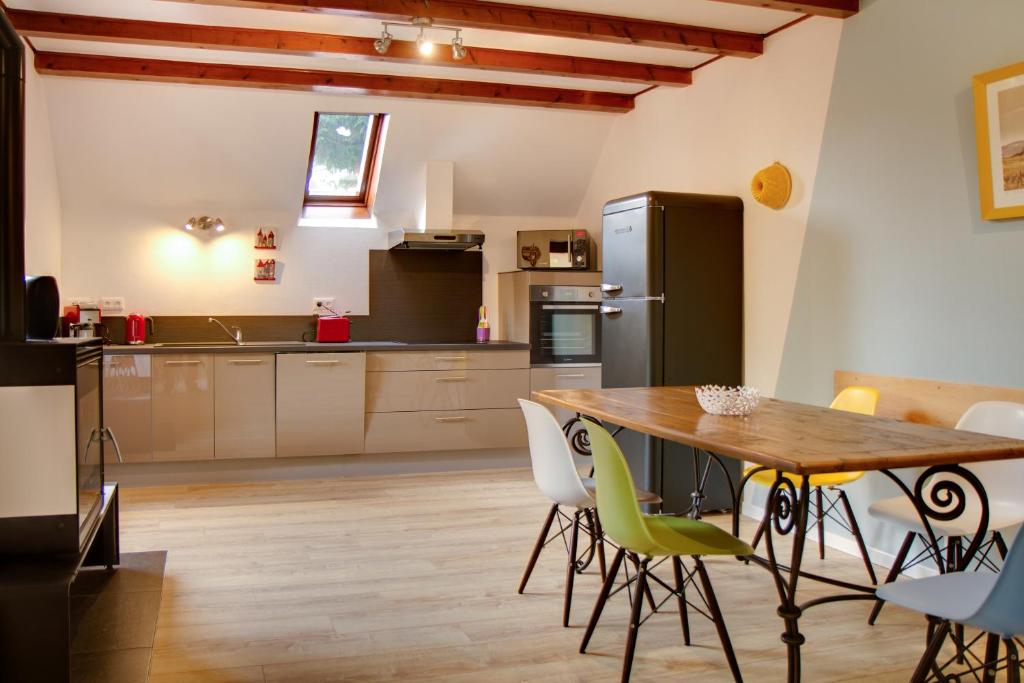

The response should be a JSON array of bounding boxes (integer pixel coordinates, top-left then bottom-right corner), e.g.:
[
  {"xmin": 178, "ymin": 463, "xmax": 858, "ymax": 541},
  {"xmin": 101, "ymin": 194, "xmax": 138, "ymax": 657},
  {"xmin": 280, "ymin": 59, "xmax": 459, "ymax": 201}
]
[{"xmin": 302, "ymin": 112, "xmax": 387, "ymax": 220}]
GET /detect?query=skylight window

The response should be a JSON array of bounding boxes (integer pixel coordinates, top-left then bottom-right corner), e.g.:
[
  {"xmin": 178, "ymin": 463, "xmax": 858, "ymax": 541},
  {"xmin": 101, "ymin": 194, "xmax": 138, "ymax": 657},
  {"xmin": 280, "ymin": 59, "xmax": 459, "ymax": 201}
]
[{"xmin": 303, "ymin": 112, "xmax": 387, "ymax": 220}]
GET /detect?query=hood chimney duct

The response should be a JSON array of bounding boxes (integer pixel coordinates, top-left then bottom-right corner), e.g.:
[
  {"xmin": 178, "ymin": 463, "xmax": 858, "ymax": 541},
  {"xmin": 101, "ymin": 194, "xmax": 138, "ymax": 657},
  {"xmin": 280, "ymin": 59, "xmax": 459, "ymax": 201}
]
[{"xmin": 0, "ymin": 8, "xmax": 25, "ymax": 343}]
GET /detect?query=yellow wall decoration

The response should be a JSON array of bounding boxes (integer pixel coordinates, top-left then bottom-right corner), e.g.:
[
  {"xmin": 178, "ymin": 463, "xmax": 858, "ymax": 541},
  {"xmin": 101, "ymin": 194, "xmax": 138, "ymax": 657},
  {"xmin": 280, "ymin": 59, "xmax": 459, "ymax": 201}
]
[{"xmin": 751, "ymin": 162, "xmax": 792, "ymax": 210}]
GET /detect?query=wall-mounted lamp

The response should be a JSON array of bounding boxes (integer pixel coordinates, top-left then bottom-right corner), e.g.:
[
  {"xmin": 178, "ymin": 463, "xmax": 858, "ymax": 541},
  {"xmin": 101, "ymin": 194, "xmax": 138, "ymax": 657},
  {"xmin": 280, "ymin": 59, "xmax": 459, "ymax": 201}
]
[
  {"xmin": 373, "ymin": 18, "xmax": 467, "ymax": 61},
  {"xmin": 184, "ymin": 216, "xmax": 226, "ymax": 233}
]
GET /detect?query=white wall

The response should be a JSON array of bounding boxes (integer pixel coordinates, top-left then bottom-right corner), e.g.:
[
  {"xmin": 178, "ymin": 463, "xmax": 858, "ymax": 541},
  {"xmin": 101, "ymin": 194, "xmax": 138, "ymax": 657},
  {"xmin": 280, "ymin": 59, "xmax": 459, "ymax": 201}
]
[
  {"xmin": 44, "ymin": 77, "xmax": 614, "ymax": 316},
  {"xmin": 574, "ymin": 18, "xmax": 843, "ymax": 395},
  {"xmin": 23, "ymin": 39, "xmax": 62, "ymax": 278}
]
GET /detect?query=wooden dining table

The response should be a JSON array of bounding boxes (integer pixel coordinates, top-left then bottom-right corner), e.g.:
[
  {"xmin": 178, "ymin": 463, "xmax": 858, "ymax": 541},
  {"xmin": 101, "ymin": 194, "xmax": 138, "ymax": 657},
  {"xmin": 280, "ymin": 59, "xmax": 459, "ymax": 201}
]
[{"xmin": 533, "ymin": 385, "xmax": 1024, "ymax": 683}]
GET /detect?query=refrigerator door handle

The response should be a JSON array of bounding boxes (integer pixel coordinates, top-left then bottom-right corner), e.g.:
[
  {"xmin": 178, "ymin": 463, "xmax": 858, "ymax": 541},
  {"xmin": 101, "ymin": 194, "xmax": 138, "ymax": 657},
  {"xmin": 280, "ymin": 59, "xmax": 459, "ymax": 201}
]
[
  {"xmin": 599, "ymin": 305, "xmax": 622, "ymax": 315},
  {"xmin": 600, "ymin": 283, "xmax": 623, "ymax": 293}
]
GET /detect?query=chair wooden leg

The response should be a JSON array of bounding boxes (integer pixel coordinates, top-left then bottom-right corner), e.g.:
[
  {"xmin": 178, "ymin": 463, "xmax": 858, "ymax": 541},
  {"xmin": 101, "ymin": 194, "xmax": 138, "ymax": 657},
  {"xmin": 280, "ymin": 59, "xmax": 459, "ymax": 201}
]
[
  {"xmin": 1005, "ymin": 638, "xmax": 1021, "ymax": 683},
  {"xmin": 750, "ymin": 517, "xmax": 767, "ymax": 551},
  {"xmin": 621, "ymin": 558, "xmax": 649, "ymax": 683},
  {"xmin": 994, "ymin": 531, "xmax": 1009, "ymax": 561},
  {"xmin": 911, "ymin": 619, "xmax": 949, "ymax": 683},
  {"xmin": 518, "ymin": 503, "xmax": 558, "ymax": 594},
  {"xmin": 628, "ymin": 552, "xmax": 657, "ymax": 612},
  {"xmin": 945, "ymin": 536, "xmax": 966, "ymax": 664},
  {"xmin": 580, "ymin": 547, "xmax": 625, "ymax": 653},
  {"xmin": 563, "ymin": 510, "xmax": 581, "ymax": 627},
  {"xmin": 837, "ymin": 488, "xmax": 878, "ymax": 584},
  {"xmin": 694, "ymin": 557, "xmax": 743, "ymax": 682},
  {"xmin": 671, "ymin": 556, "xmax": 691, "ymax": 646},
  {"xmin": 816, "ymin": 487, "xmax": 825, "ymax": 560},
  {"xmin": 981, "ymin": 632, "xmax": 1001, "ymax": 683},
  {"xmin": 869, "ymin": 530, "xmax": 914, "ymax": 625},
  {"xmin": 594, "ymin": 509, "xmax": 608, "ymax": 581}
]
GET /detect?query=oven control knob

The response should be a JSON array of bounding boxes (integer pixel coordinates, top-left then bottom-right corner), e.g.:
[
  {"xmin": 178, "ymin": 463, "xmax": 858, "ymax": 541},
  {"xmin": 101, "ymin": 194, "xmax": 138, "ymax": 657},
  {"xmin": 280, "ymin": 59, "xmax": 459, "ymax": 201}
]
[{"xmin": 541, "ymin": 290, "xmax": 548, "ymax": 297}]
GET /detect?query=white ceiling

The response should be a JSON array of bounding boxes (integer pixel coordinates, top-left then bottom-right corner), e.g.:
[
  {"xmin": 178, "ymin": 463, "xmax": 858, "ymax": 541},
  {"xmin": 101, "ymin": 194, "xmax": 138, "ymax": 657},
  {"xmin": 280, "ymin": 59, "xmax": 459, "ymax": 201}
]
[{"xmin": 9, "ymin": 0, "xmax": 807, "ymax": 95}]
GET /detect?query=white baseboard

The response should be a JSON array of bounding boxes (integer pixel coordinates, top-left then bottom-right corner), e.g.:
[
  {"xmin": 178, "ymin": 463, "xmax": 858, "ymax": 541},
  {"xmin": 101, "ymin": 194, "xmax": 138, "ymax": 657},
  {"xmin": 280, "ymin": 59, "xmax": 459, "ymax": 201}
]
[{"xmin": 741, "ymin": 500, "xmax": 937, "ymax": 578}]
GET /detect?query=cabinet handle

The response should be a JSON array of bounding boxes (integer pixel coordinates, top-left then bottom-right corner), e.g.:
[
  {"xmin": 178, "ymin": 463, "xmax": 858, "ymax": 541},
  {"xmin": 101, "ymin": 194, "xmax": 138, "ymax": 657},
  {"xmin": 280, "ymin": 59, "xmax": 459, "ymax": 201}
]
[
  {"xmin": 434, "ymin": 356, "xmax": 467, "ymax": 361},
  {"xmin": 164, "ymin": 360, "xmax": 202, "ymax": 365},
  {"xmin": 306, "ymin": 359, "xmax": 339, "ymax": 365},
  {"xmin": 556, "ymin": 373, "xmax": 586, "ymax": 379},
  {"xmin": 228, "ymin": 359, "xmax": 264, "ymax": 365},
  {"xmin": 435, "ymin": 416, "xmax": 468, "ymax": 423},
  {"xmin": 435, "ymin": 376, "xmax": 468, "ymax": 383}
]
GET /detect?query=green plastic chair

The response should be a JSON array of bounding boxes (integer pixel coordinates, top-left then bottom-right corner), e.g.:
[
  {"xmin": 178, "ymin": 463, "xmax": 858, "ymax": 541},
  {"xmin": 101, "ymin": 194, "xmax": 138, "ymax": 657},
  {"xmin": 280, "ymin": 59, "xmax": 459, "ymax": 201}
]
[{"xmin": 580, "ymin": 419, "xmax": 752, "ymax": 683}]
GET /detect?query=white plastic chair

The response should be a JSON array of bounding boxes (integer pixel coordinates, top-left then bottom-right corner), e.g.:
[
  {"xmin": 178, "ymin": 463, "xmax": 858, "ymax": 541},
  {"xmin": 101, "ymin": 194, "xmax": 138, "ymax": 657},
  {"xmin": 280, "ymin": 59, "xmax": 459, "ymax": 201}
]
[
  {"xmin": 517, "ymin": 399, "xmax": 660, "ymax": 627},
  {"xmin": 868, "ymin": 401, "xmax": 1024, "ymax": 624},
  {"xmin": 877, "ymin": 530, "xmax": 1024, "ymax": 682}
]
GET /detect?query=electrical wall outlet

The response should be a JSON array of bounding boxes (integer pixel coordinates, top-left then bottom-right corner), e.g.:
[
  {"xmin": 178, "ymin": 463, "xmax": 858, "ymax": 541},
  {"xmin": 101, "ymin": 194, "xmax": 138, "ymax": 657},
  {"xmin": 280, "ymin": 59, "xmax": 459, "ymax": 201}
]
[
  {"xmin": 100, "ymin": 296, "xmax": 126, "ymax": 313},
  {"xmin": 69, "ymin": 297, "xmax": 97, "ymax": 307},
  {"xmin": 313, "ymin": 297, "xmax": 336, "ymax": 315}
]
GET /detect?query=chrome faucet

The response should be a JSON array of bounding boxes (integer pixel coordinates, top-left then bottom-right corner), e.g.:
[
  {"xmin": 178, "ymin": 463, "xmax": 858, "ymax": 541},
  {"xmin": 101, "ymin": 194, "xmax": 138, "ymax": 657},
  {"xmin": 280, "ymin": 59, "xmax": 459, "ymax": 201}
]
[{"xmin": 208, "ymin": 317, "xmax": 243, "ymax": 345}]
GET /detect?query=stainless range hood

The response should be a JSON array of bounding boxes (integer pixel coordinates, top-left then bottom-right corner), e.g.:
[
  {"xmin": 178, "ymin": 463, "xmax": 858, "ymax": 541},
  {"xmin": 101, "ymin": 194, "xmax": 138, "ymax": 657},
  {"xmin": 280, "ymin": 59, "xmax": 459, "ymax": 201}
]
[{"xmin": 387, "ymin": 230, "xmax": 484, "ymax": 251}]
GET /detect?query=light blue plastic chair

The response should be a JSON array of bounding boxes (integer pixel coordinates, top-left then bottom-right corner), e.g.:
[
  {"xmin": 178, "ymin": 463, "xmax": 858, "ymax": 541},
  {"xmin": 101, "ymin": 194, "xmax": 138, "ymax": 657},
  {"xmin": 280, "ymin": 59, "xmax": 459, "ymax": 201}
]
[{"xmin": 877, "ymin": 532, "xmax": 1024, "ymax": 682}]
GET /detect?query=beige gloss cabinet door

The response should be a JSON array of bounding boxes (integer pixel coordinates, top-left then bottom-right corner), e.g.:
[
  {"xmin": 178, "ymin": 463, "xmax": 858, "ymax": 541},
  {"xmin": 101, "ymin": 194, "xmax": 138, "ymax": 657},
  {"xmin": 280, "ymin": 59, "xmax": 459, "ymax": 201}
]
[
  {"xmin": 364, "ymin": 408, "xmax": 527, "ymax": 454},
  {"xmin": 529, "ymin": 366, "xmax": 602, "ymax": 425},
  {"xmin": 214, "ymin": 354, "xmax": 276, "ymax": 459},
  {"xmin": 276, "ymin": 353, "xmax": 366, "ymax": 457},
  {"xmin": 152, "ymin": 354, "xmax": 215, "ymax": 461},
  {"xmin": 366, "ymin": 369, "xmax": 529, "ymax": 413},
  {"xmin": 365, "ymin": 350, "xmax": 528, "ymax": 372},
  {"xmin": 102, "ymin": 354, "xmax": 153, "ymax": 462}
]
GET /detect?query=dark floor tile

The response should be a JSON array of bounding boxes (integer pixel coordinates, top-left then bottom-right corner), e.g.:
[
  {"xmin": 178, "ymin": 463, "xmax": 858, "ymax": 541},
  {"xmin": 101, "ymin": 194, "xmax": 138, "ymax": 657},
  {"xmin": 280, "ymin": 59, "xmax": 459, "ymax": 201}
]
[
  {"xmin": 71, "ymin": 589, "xmax": 163, "ymax": 653},
  {"xmin": 73, "ymin": 551, "xmax": 168, "ymax": 596},
  {"xmin": 71, "ymin": 647, "xmax": 151, "ymax": 683}
]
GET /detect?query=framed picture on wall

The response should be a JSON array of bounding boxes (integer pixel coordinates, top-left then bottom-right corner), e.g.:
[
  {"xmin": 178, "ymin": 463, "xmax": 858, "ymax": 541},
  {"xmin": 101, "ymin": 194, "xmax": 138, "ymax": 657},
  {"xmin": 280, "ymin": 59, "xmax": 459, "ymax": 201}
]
[{"xmin": 973, "ymin": 61, "xmax": 1024, "ymax": 220}]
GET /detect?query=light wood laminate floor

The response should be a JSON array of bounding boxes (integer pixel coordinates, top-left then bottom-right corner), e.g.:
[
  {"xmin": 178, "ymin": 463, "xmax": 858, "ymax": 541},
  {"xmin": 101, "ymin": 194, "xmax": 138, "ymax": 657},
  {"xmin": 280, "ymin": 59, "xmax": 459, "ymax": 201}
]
[{"xmin": 117, "ymin": 468, "xmax": 979, "ymax": 682}]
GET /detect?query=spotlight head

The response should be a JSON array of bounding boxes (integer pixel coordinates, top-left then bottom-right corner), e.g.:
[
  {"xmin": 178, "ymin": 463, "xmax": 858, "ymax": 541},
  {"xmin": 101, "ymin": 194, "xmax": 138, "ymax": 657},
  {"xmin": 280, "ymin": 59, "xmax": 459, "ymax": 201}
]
[
  {"xmin": 373, "ymin": 29, "xmax": 392, "ymax": 55},
  {"xmin": 451, "ymin": 33, "xmax": 466, "ymax": 60}
]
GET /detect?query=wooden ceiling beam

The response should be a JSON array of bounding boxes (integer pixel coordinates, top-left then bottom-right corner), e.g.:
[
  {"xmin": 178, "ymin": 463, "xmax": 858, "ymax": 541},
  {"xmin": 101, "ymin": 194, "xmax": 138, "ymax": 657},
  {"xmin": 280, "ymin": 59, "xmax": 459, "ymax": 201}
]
[
  {"xmin": 9, "ymin": 9, "xmax": 691, "ymax": 87},
  {"xmin": 34, "ymin": 51, "xmax": 635, "ymax": 113},
  {"xmin": 164, "ymin": 0, "xmax": 764, "ymax": 58},
  {"xmin": 708, "ymin": 0, "xmax": 858, "ymax": 19}
]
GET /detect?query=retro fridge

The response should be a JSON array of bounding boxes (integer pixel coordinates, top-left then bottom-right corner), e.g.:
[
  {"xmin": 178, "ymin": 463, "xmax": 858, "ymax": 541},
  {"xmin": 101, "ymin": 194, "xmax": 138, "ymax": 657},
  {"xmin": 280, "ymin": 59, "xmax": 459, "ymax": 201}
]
[{"xmin": 600, "ymin": 191, "xmax": 743, "ymax": 513}]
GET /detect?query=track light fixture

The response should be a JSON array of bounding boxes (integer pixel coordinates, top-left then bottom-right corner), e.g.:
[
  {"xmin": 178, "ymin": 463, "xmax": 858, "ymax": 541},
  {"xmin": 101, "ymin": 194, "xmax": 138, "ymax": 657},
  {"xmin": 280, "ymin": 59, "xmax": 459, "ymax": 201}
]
[
  {"xmin": 373, "ymin": 19, "xmax": 467, "ymax": 61},
  {"xmin": 184, "ymin": 216, "xmax": 226, "ymax": 234}
]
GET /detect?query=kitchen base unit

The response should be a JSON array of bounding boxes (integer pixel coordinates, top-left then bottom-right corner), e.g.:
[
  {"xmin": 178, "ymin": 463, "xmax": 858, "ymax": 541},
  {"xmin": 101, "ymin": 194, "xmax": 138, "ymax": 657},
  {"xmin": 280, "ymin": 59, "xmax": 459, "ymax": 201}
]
[{"xmin": 276, "ymin": 352, "xmax": 366, "ymax": 458}]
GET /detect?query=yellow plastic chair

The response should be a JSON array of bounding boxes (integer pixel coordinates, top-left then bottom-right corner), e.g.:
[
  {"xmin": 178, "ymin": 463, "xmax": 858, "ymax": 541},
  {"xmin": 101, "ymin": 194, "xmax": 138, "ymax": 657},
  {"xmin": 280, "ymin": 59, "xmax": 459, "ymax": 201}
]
[
  {"xmin": 744, "ymin": 386, "xmax": 880, "ymax": 583},
  {"xmin": 580, "ymin": 419, "xmax": 752, "ymax": 683}
]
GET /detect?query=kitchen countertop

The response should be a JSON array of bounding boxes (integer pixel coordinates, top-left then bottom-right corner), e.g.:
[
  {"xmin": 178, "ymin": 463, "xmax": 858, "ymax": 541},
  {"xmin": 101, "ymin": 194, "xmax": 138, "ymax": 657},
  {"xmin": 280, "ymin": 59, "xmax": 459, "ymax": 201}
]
[{"xmin": 103, "ymin": 340, "xmax": 530, "ymax": 355}]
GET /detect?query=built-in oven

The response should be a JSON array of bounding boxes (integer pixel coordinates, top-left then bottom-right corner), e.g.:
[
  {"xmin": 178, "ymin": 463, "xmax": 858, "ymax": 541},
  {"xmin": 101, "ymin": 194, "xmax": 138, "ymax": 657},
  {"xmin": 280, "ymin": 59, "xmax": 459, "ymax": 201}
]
[{"xmin": 529, "ymin": 285, "xmax": 601, "ymax": 367}]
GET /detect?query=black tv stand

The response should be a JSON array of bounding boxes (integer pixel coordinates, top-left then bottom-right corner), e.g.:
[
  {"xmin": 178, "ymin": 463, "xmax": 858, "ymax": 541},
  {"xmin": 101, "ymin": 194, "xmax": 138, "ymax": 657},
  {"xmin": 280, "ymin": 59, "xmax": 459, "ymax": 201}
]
[{"xmin": 0, "ymin": 483, "xmax": 120, "ymax": 683}]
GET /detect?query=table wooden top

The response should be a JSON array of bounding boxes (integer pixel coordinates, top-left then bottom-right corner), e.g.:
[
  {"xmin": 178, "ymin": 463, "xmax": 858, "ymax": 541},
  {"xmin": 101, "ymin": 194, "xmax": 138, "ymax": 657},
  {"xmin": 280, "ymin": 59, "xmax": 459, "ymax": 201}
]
[{"xmin": 533, "ymin": 386, "xmax": 1024, "ymax": 475}]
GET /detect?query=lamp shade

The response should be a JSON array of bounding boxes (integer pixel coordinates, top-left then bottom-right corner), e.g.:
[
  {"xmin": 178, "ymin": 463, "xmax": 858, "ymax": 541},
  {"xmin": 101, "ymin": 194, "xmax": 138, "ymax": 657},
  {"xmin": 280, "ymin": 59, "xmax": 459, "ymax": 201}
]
[{"xmin": 751, "ymin": 162, "xmax": 792, "ymax": 210}]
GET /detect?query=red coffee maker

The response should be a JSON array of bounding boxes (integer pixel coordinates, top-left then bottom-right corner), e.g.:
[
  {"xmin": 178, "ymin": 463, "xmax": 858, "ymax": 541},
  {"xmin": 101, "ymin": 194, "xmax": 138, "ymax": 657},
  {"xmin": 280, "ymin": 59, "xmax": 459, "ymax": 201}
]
[{"xmin": 125, "ymin": 313, "xmax": 152, "ymax": 344}]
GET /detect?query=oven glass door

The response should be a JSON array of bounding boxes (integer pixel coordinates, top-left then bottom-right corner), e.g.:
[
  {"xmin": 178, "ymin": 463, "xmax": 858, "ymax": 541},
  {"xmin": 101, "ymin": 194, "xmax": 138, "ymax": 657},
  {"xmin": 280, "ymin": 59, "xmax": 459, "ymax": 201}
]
[{"xmin": 531, "ymin": 303, "xmax": 601, "ymax": 365}]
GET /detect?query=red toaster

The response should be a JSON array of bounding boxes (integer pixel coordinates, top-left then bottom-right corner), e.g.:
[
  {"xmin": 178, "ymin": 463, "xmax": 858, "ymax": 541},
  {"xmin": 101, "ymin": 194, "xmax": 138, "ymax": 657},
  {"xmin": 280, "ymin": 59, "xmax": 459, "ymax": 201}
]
[{"xmin": 316, "ymin": 316, "xmax": 350, "ymax": 343}]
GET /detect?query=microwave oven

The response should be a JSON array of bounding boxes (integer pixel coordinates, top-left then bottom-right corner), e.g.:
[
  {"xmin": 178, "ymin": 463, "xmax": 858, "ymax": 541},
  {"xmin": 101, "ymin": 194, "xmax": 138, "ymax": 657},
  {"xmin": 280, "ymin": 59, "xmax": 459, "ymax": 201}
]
[{"xmin": 517, "ymin": 229, "xmax": 590, "ymax": 270}]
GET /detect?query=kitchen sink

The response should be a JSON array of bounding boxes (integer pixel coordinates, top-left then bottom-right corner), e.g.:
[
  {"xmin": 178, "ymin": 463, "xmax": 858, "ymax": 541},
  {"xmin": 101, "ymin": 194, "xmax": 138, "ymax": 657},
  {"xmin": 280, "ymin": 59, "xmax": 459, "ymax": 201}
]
[{"xmin": 154, "ymin": 341, "xmax": 308, "ymax": 347}]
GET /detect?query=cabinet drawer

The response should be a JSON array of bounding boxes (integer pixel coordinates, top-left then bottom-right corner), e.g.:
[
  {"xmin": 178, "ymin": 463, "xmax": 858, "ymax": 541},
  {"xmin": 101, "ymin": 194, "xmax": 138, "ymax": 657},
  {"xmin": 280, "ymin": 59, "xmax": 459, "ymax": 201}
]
[
  {"xmin": 366, "ymin": 369, "xmax": 529, "ymax": 413},
  {"xmin": 102, "ymin": 354, "xmax": 153, "ymax": 463},
  {"xmin": 364, "ymin": 408, "xmax": 527, "ymax": 454},
  {"xmin": 152, "ymin": 354, "xmax": 214, "ymax": 461},
  {"xmin": 530, "ymin": 366, "xmax": 602, "ymax": 392},
  {"xmin": 366, "ymin": 350, "xmax": 528, "ymax": 372},
  {"xmin": 215, "ymin": 354, "xmax": 276, "ymax": 459},
  {"xmin": 276, "ymin": 353, "xmax": 365, "ymax": 457}
]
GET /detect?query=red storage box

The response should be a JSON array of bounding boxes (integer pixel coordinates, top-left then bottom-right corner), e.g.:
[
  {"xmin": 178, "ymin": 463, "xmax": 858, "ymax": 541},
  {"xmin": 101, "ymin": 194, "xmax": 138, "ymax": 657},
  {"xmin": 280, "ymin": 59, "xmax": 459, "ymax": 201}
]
[{"xmin": 316, "ymin": 316, "xmax": 350, "ymax": 343}]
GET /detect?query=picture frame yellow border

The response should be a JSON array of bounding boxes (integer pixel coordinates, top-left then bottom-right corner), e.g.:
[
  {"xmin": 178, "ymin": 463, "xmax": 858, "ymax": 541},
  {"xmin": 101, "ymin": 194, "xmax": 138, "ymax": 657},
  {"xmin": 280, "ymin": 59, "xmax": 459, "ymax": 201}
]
[{"xmin": 973, "ymin": 61, "xmax": 1024, "ymax": 220}]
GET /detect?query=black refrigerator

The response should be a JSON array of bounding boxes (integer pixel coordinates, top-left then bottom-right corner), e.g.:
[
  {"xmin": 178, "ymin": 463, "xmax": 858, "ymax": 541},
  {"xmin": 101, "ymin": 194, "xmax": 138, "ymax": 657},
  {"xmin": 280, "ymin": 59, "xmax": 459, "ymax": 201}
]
[{"xmin": 600, "ymin": 191, "xmax": 743, "ymax": 514}]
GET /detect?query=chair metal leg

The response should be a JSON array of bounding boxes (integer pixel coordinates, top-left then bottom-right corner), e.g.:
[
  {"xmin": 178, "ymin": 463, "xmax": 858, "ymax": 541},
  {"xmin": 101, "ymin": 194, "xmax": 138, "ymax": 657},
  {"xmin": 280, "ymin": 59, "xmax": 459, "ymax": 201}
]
[
  {"xmin": 563, "ymin": 510, "xmax": 581, "ymax": 627},
  {"xmin": 837, "ymin": 488, "xmax": 878, "ymax": 585},
  {"xmin": 621, "ymin": 557, "xmax": 649, "ymax": 683},
  {"xmin": 1005, "ymin": 638, "xmax": 1021, "ymax": 683},
  {"xmin": 869, "ymin": 530, "xmax": 915, "ymax": 625},
  {"xmin": 981, "ymin": 632, "xmax": 1001, "ymax": 683},
  {"xmin": 671, "ymin": 556, "xmax": 691, "ymax": 646},
  {"xmin": 816, "ymin": 487, "xmax": 825, "ymax": 560},
  {"xmin": 518, "ymin": 503, "xmax": 558, "ymax": 594},
  {"xmin": 580, "ymin": 547, "xmax": 625, "ymax": 653},
  {"xmin": 594, "ymin": 509, "xmax": 608, "ymax": 581},
  {"xmin": 911, "ymin": 619, "xmax": 949, "ymax": 683},
  {"xmin": 694, "ymin": 557, "xmax": 743, "ymax": 682}
]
